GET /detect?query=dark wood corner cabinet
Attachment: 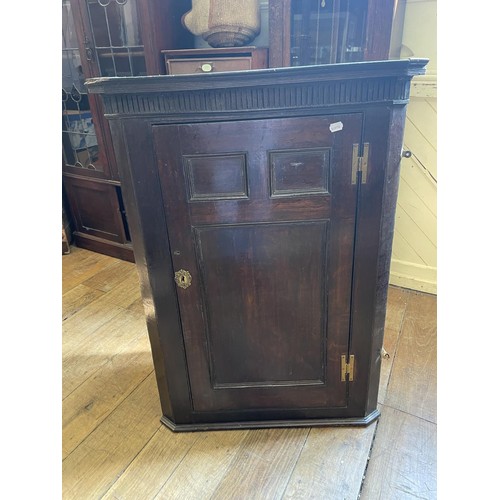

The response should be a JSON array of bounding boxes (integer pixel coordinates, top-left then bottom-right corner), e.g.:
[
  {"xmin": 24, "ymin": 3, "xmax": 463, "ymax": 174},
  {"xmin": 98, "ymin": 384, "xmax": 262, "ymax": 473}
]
[{"xmin": 87, "ymin": 58, "xmax": 427, "ymax": 430}]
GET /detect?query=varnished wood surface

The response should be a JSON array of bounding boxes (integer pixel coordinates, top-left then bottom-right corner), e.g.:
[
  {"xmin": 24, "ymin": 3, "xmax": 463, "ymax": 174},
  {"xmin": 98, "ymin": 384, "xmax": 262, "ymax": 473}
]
[
  {"xmin": 91, "ymin": 60, "xmax": 426, "ymax": 427},
  {"xmin": 152, "ymin": 114, "xmax": 361, "ymax": 414},
  {"xmin": 62, "ymin": 247, "xmax": 436, "ymax": 499}
]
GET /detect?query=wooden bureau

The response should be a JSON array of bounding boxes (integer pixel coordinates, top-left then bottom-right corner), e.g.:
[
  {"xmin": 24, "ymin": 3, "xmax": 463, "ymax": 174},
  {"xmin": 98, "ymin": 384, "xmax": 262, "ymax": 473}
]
[{"xmin": 87, "ymin": 59, "xmax": 427, "ymax": 431}]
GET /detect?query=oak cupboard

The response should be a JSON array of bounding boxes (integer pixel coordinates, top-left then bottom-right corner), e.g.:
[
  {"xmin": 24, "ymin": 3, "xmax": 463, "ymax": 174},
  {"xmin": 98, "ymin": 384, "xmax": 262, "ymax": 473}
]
[{"xmin": 87, "ymin": 59, "xmax": 427, "ymax": 430}]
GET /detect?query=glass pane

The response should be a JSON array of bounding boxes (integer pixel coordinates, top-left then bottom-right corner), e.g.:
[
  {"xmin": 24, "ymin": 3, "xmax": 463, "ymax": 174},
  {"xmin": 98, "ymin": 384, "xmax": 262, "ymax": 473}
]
[
  {"xmin": 62, "ymin": 0, "xmax": 101, "ymax": 171},
  {"xmin": 62, "ymin": 1, "xmax": 80, "ymax": 50},
  {"xmin": 129, "ymin": 47, "xmax": 147, "ymax": 75},
  {"xmin": 63, "ymin": 1, "xmax": 85, "ymax": 93},
  {"xmin": 62, "ymin": 87, "xmax": 99, "ymax": 169},
  {"xmin": 86, "ymin": 0, "xmax": 146, "ymax": 76},
  {"xmin": 290, "ymin": 0, "xmax": 367, "ymax": 66},
  {"xmin": 97, "ymin": 47, "xmax": 141, "ymax": 77}
]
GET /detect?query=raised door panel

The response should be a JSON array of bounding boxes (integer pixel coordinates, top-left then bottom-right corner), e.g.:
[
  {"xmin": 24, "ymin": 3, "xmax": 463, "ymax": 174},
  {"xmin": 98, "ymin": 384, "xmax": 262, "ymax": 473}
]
[
  {"xmin": 195, "ymin": 221, "xmax": 328, "ymax": 388},
  {"xmin": 63, "ymin": 176, "xmax": 127, "ymax": 243},
  {"xmin": 153, "ymin": 114, "xmax": 362, "ymax": 413}
]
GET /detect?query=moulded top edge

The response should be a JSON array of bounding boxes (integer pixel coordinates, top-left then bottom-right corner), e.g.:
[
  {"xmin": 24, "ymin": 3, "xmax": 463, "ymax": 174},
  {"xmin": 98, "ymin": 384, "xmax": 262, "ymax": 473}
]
[{"xmin": 85, "ymin": 58, "xmax": 428, "ymax": 95}]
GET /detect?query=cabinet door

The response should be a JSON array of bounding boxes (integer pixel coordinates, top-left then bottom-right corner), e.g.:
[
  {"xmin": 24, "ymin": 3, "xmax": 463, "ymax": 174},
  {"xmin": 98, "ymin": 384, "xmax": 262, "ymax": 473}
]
[
  {"xmin": 63, "ymin": 0, "xmax": 124, "ymax": 179},
  {"xmin": 153, "ymin": 114, "xmax": 362, "ymax": 413},
  {"xmin": 268, "ymin": 0, "xmax": 395, "ymax": 67},
  {"xmin": 64, "ymin": 0, "xmax": 151, "ymax": 180},
  {"xmin": 63, "ymin": 176, "xmax": 127, "ymax": 243},
  {"xmin": 73, "ymin": 0, "xmax": 147, "ymax": 79},
  {"xmin": 63, "ymin": 0, "xmax": 112, "ymax": 178}
]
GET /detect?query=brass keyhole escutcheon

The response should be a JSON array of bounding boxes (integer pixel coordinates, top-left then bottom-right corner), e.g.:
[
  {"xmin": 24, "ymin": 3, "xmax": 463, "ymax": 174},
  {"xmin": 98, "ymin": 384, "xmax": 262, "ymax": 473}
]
[{"xmin": 174, "ymin": 269, "xmax": 192, "ymax": 289}]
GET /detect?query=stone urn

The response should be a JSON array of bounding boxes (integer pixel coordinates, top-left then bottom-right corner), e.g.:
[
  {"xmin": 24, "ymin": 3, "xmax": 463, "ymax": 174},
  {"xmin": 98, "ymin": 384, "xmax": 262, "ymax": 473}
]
[{"xmin": 182, "ymin": 0, "xmax": 261, "ymax": 48}]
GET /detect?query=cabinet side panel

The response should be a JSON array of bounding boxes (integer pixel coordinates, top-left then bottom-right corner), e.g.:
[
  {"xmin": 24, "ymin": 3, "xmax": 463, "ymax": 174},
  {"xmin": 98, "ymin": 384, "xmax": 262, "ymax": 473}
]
[
  {"xmin": 349, "ymin": 107, "xmax": 392, "ymax": 415},
  {"xmin": 366, "ymin": 106, "xmax": 407, "ymax": 412},
  {"xmin": 108, "ymin": 118, "xmax": 193, "ymax": 423}
]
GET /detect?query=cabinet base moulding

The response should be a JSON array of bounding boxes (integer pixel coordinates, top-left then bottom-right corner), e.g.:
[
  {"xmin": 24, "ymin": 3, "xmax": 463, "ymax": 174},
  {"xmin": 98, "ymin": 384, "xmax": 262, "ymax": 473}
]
[{"xmin": 160, "ymin": 409, "xmax": 381, "ymax": 432}]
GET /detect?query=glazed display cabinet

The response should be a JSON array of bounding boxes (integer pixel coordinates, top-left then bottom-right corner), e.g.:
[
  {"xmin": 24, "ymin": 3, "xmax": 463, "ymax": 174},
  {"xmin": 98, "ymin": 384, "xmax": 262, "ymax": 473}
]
[{"xmin": 62, "ymin": 0, "xmax": 192, "ymax": 260}]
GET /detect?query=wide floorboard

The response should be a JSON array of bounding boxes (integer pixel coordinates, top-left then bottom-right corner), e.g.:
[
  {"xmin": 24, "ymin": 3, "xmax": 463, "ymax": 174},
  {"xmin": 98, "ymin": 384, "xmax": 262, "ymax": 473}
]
[{"xmin": 62, "ymin": 247, "xmax": 437, "ymax": 499}]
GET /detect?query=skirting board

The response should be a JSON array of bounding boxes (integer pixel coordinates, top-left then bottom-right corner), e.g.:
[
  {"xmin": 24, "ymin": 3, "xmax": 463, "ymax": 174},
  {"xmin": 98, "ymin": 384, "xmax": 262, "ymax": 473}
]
[{"xmin": 390, "ymin": 259, "xmax": 437, "ymax": 295}]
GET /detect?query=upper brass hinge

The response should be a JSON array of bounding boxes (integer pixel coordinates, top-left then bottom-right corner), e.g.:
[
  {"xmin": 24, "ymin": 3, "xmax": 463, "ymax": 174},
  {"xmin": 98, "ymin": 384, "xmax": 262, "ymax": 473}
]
[
  {"xmin": 351, "ymin": 143, "xmax": 369, "ymax": 184},
  {"xmin": 341, "ymin": 354, "xmax": 355, "ymax": 382}
]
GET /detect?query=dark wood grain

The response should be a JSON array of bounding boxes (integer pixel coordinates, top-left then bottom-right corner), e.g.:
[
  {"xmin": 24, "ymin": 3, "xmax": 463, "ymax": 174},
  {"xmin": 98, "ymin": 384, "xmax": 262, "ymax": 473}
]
[
  {"xmin": 364, "ymin": 0, "xmax": 396, "ymax": 61},
  {"xmin": 72, "ymin": 233, "xmax": 134, "ymax": 263},
  {"xmin": 137, "ymin": 0, "xmax": 193, "ymax": 75},
  {"xmin": 268, "ymin": 0, "xmax": 292, "ymax": 67},
  {"xmin": 270, "ymin": 148, "xmax": 330, "ymax": 197},
  {"xmin": 184, "ymin": 153, "xmax": 249, "ymax": 201},
  {"xmin": 365, "ymin": 106, "xmax": 408, "ymax": 413},
  {"xmin": 108, "ymin": 118, "xmax": 193, "ymax": 423},
  {"xmin": 153, "ymin": 113, "xmax": 361, "ymax": 414},
  {"xmin": 62, "ymin": 175, "xmax": 126, "ymax": 243},
  {"xmin": 195, "ymin": 221, "xmax": 328, "ymax": 387},
  {"xmin": 162, "ymin": 47, "xmax": 268, "ymax": 75},
  {"xmin": 87, "ymin": 58, "xmax": 427, "ymax": 97},
  {"xmin": 91, "ymin": 61, "xmax": 426, "ymax": 430}
]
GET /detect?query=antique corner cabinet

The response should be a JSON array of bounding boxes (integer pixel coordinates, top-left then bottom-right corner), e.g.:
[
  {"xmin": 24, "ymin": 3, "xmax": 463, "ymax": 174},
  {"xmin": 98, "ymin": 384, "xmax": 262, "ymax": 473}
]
[{"xmin": 87, "ymin": 58, "xmax": 427, "ymax": 431}]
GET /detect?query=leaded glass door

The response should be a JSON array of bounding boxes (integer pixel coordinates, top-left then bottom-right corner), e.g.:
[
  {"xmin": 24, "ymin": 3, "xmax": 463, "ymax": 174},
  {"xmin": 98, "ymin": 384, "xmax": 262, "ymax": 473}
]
[
  {"xmin": 83, "ymin": 0, "xmax": 147, "ymax": 78},
  {"xmin": 62, "ymin": 0, "xmax": 115, "ymax": 178},
  {"xmin": 290, "ymin": 0, "xmax": 369, "ymax": 66},
  {"xmin": 62, "ymin": 0, "xmax": 148, "ymax": 179}
]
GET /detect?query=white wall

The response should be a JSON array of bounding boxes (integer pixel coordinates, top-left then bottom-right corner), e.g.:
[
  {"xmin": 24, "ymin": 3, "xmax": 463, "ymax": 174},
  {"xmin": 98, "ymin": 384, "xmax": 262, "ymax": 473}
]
[{"xmin": 390, "ymin": 0, "xmax": 437, "ymax": 294}]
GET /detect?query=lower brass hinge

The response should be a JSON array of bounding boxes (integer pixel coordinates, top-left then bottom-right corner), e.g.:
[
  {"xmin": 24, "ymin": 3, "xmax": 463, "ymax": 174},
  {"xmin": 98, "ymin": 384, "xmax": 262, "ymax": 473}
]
[
  {"xmin": 351, "ymin": 143, "xmax": 369, "ymax": 184},
  {"xmin": 341, "ymin": 354, "xmax": 355, "ymax": 382}
]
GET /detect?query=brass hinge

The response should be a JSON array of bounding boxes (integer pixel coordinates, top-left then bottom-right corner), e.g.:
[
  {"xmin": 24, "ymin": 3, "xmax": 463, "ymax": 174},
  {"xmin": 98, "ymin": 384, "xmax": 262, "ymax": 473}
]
[
  {"xmin": 351, "ymin": 143, "xmax": 369, "ymax": 184},
  {"xmin": 341, "ymin": 354, "xmax": 355, "ymax": 382}
]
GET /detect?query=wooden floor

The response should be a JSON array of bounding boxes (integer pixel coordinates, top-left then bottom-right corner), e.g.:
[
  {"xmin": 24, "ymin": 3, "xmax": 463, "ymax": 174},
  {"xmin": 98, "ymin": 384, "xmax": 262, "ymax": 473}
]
[{"xmin": 62, "ymin": 247, "xmax": 437, "ymax": 499}]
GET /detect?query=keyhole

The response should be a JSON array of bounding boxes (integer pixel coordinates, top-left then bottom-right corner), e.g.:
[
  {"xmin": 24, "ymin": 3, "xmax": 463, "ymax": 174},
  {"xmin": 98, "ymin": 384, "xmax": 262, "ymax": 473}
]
[{"xmin": 175, "ymin": 269, "xmax": 191, "ymax": 289}]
